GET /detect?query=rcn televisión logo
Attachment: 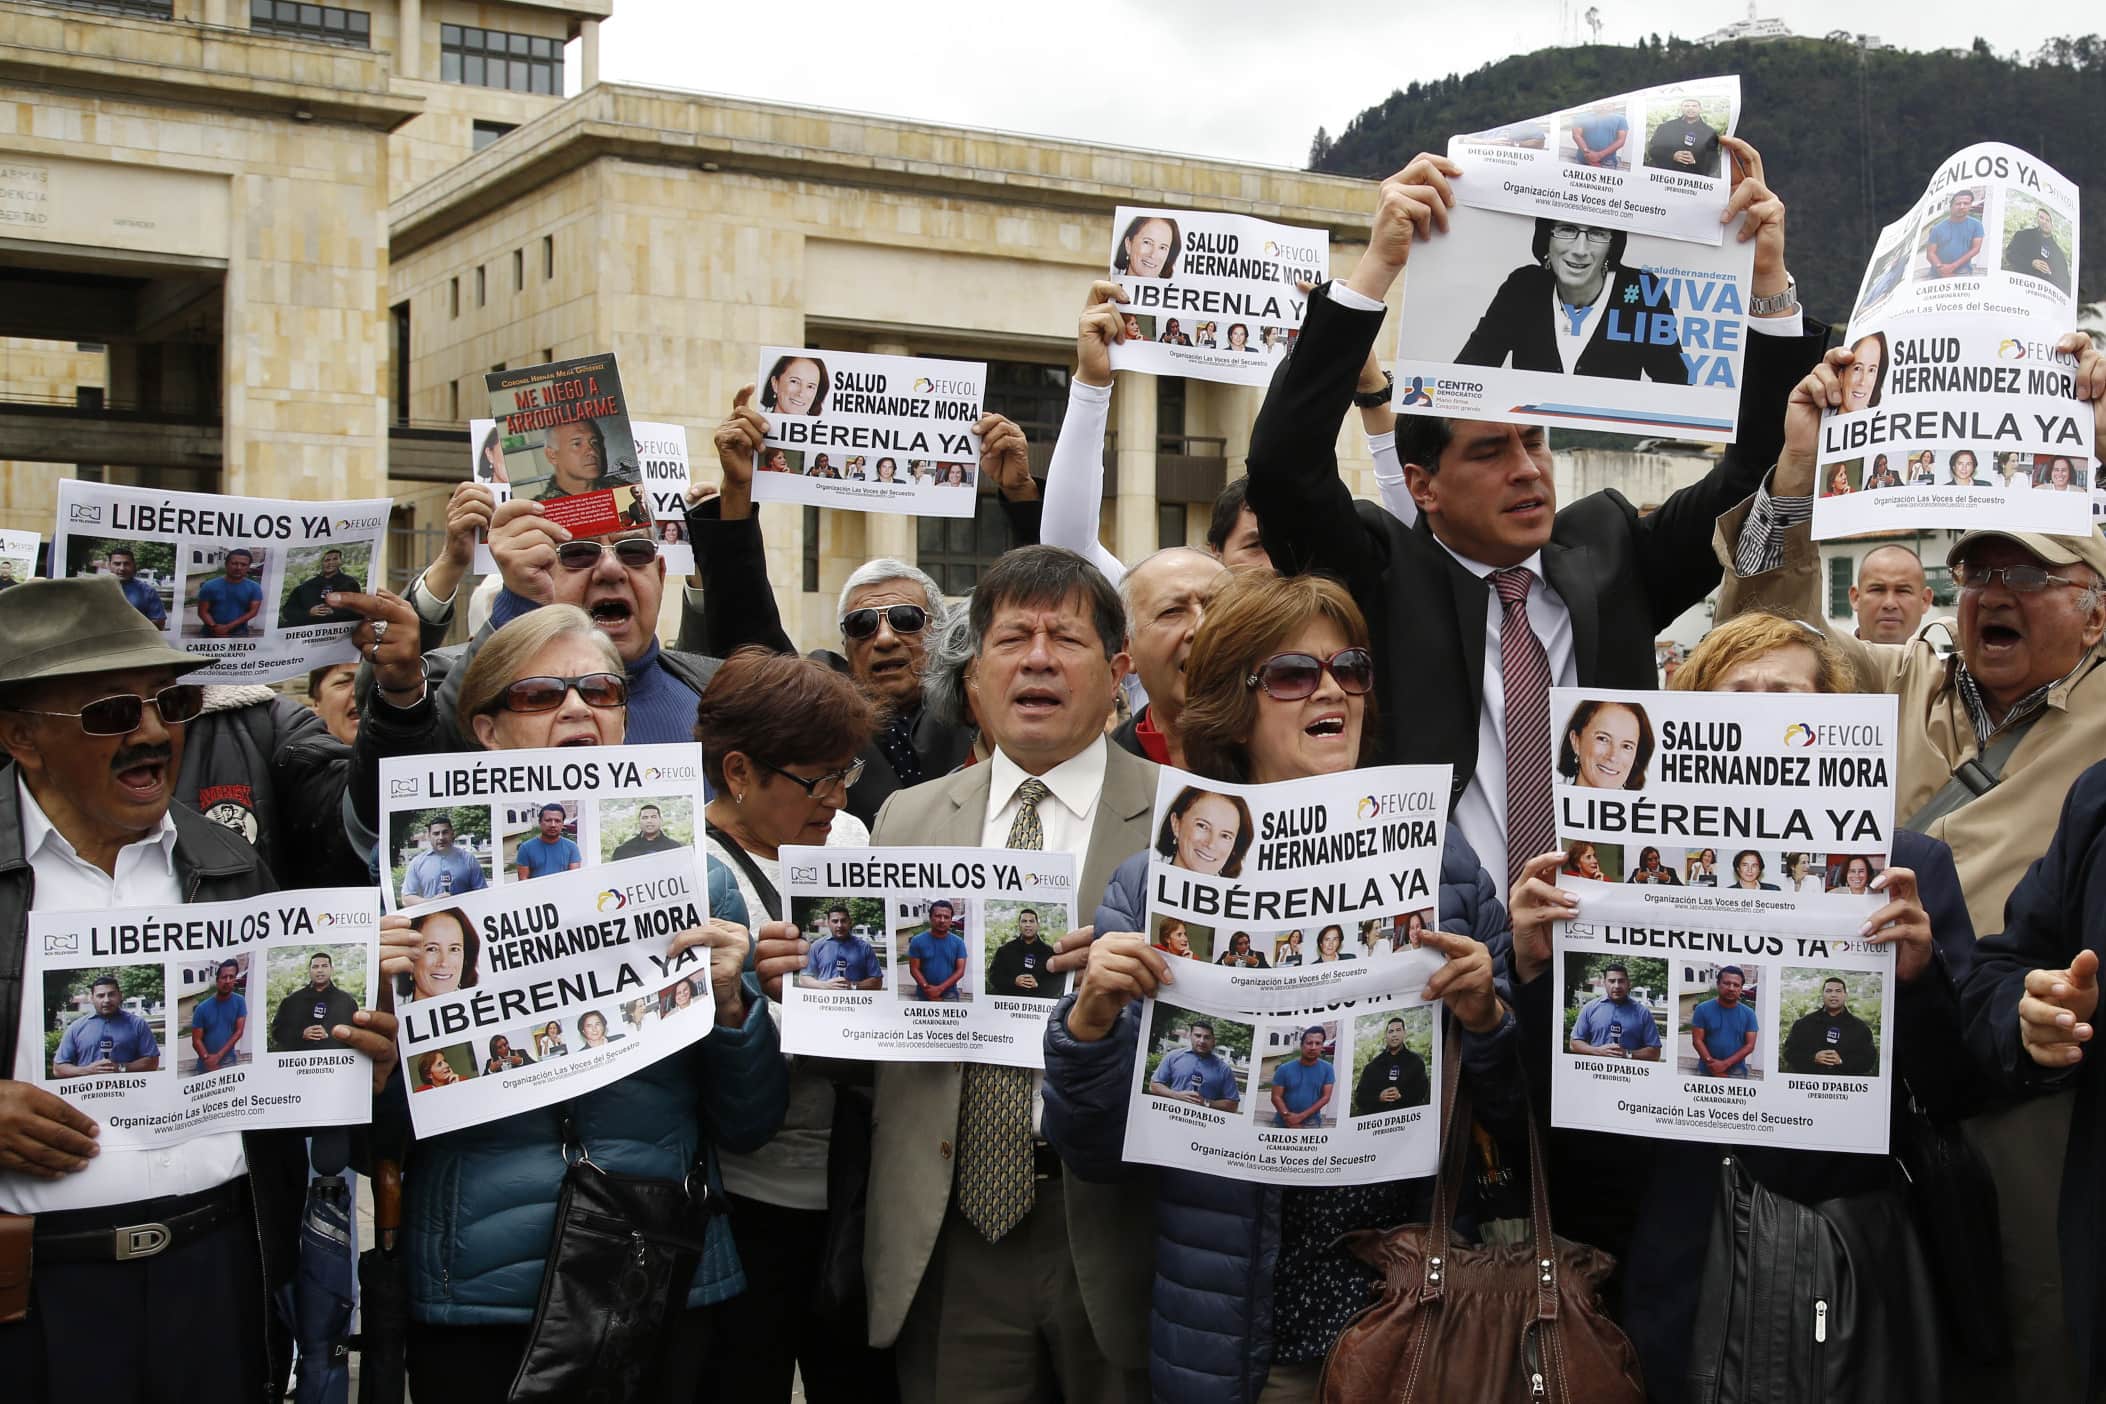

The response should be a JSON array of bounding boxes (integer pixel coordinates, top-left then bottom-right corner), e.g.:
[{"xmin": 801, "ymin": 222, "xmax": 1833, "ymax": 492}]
[
  {"xmin": 389, "ymin": 779, "xmax": 421, "ymax": 798},
  {"xmin": 68, "ymin": 503, "xmax": 103, "ymax": 525},
  {"xmin": 42, "ymin": 932, "xmax": 79, "ymax": 955},
  {"xmin": 786, "ymin": 865, "xmax": 820, "ymax": 886}
]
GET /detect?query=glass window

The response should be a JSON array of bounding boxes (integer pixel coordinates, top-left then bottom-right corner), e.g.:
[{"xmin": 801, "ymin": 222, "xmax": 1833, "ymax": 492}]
[
  {"xmin": 440, "ymin": 23, "xmax": 563, "ymax": 93},
  {"xmin": 802, "ymin": 507, "xmax": 820, "ymax": 594},
  {"xmin": 47, "ymin": 0, "xmax": 174, "ymax": 16},
  {"xmin": 1158, "ymin": 503, "xmax": 1186, "ymax": 549},
  {"xmin": 918, "ymin": 497, "xmax": 1017, "ymax": 596},
  {"xmin": 251, "ymin": 0, "xmax": 371, "ymax": 47},
  {"xmin": 471, "ymin": 120, "xmax": 516, "ymax": 153},
  {"xmin": 1827, "ymin": 555, "xmax": 1853, "ymax": 620}
]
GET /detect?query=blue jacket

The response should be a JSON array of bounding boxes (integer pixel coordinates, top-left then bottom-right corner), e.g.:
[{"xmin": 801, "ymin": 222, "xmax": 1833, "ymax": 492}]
[
  {"xmin": 1041, "ymin": 833, "xmax": 1525, "ymax": 1402},
  {"xmin": 405, "ymin": 860, "xmax": 790, "ymax": 1325}
]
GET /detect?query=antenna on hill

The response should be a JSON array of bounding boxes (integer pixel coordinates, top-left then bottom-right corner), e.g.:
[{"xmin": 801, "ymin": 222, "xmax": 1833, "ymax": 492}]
[{"xmin": 1585, "ymin": 5, "xmax": 1603, "ymax": 42}]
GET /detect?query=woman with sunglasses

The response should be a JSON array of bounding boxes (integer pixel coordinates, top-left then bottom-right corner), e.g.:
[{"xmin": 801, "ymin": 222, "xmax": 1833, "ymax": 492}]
[
  {"xmin": 1042, "ymin": 571, "xmax": 1525, "ymax": 1401},
  {"xmin": 692, "ymin": 647, "xmax": 899, "ymax": 1404},
  {"xmin": 1506, "ymin": 609, "xmax": 1968, "ymax": 1396},
  {"xmin": 346, "ymin": 604, "xmax": 789, "ymax": 1402}
]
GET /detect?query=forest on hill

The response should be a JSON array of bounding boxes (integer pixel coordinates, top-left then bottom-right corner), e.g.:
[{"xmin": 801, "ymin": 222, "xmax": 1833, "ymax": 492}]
[{"xmin": 1308, "ymin": 35, "xmax": 2106, "ymax": 323}]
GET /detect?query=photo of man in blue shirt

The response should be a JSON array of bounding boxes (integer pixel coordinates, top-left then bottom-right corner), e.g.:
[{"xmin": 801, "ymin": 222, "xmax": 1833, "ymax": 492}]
[
  {"xmin": 1570, "ymin": 105, "xmax": 1629, "ymax": 168},
  {"xmin": 51, "ymin": 974, "xmax": 161, "ymax": 1077},
  {"xmin": 905, "ymin": 899, "xmax": 968, "ymax": 1001},
  {"xmin": 401, "ymin": 816, "xmax": 487, "ymax": 903},
  {"xmin": 799, "ymin": 904, "xmax": 884, "ymax": 991},
  {"xmin": 1923, "ymin": 191, "xmax": 1985, "ymax": 278},
  {"xmin": 1689, "ymin": 965, "xmax": 1760, "ymax": 1078},
  {"xmin": 1150, "ymin": 1019, "xmax": 1241, "ymax": 1112},
  {"xmin": 189, "ymin": 958, "xmax": 248, "ymax": 1076},
  {"xmin": 104, "ymin": 547, "xmax": 166, "ymax": 626},
  {"xmin": 1568, "ymin": 963, "xmax": 1663, "ymax": 1060},
  {"xmin": 1269, "ymin": 1026, "xmax": 1336, "ymax": 1129},
  {"xmin": 514, "ymin": 803, "xmax": 582, "ymax": 880},
  {"xmin": 195, "ymin": 547, "xmax": 264, "ymax": 638}
]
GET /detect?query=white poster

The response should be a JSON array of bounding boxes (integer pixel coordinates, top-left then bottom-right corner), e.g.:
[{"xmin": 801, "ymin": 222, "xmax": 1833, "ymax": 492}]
[
  {"xmin": 26, "ymin": 888, "xmax": 381, "ymax": 1150},
  {"xmin": 0, "ymin": 527, "xmax": 38, "ymax": 585},
  {"xmin": 393, "ymin": 850, "xmax": 714, "ymax": 1137},
  {"xmin": 470, "ymin": 417, "xmax": 692, "ymax": 576},
  {"xmin": 1120, "ymin": 985, "xmax": 1442, "ymax": 1186},
  {"xmin": 1392, "ymin": 203, "xmax": 1755, "ymax": 443},
  {"xmin": 1143, "ymin": 765, "xmax": 1453, "ymax": 1012},
  {"xmin": 748, "ymin": 348, "xmax": 986, "ymax": 519},
  {"xmin": 1815, "ymin": 143, "xmax": 2089, "ymax": 539},
  {"xmin": 1548, "ymin": 689, "xmax": 1898, "ymax": 936},
  {"xmin": 1449, "ymin": 77, "xmax": 1742, "ymax": 245},
  {"xmin": 51, "ymin": 480, "xmax": 390, "ymax": 683},
  {"xmin": 377, "ymin": 743, "xmax": 708, "ymax": 914},
  {"xmin": 1550, "ymin": 920, "xmax": 1895, "ymax": 1153},
  {"xmin": 777, "ymin": 845, "xmax": 1078, "ymax": 1068},
  {"xmin": 1103, "ymin": 207, "xmax": 1328, "ymax": 386}
]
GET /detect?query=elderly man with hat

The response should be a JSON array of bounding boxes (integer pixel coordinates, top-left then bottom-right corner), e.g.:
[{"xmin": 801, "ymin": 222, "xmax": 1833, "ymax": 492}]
[
  {"xmin": 0, "ymin": 578, "xmax": 398, "ymax": 1401},
  {"xmin": 1715, "ymin": 331, "xmax": 2106, "ymax": 1403}
]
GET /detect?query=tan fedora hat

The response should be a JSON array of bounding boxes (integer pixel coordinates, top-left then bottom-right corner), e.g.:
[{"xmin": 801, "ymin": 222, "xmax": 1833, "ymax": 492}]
[{"xmin": 0, "ymin": 577, "xmax": 210, "ymax": 686}]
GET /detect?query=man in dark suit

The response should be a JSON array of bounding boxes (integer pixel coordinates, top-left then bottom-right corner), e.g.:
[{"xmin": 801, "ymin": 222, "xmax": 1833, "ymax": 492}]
[{"xmin": 1246, "ymin": 144, "xmax": 1824, "ymax": 887}]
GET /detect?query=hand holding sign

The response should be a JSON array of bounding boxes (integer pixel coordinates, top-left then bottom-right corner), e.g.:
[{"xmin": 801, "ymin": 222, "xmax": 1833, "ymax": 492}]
[
  {"xmin": 1859, "ymin": 865, "xmax": 1932, "ymax": 983},
  {"xmin": 1067, "ymin": 933, "xmax": 1172, "ymax": 1043},
  {"xmin": 977, "ymin": 413, "xmax": 1035, "ymax": 503},
  {"xmin": 2020, "ymin": 948, "xmax": 2099, "ymax": 1069},
  {"xmin": 1045, "ymin": 923, "xmax": 1096, "ymax": 976},
  {"xmin": 1780, "ymin": 345, "xmax": 1858, "ymax": 496},
  {"xmin": 0, "ymin": 1081, "xmax": 99, "ymax": 1180},
  {"xmin": 752, "ymin": 918, "xmax": 807, "ymax": 1004},
  {"xmin": 334, "ymin": 1007, "xmax": 401, "ymax": 1094},
  {"xmin": 1415, "ymin": 929, "xmax": 1504, "ymax": 1034},
  {"xmin": 668, "ymin": 918, "xmax": 753, "ymax": 1025},
  {"xmin": 1719, "ymin": 136, "xmax": 1788, "ymax": 296},
  {"xmin": 1077, "ymin": 281, "xmax": 1131, "ymax": 389},
  {"xmin": 712, "ymin": 383, "xmax": 768, "ymax": 521},
  {"xmin": 2062, "ymin": 331, "xmax": 2106, "ymax": 444},
  {"xmin": 489, "ymin": 497, "xmax": 569, "ymax": 605},
  {"xmin": 1508, "ymin": 849, "xmax": 1579, "ymax": 985},
  {"xmin": 1347, "ymin": 153, "xmax": 1460, "ymax": 303},
  {"xmin": 331, "ymin": 588, "xmax": 424, "ymax": 700}
]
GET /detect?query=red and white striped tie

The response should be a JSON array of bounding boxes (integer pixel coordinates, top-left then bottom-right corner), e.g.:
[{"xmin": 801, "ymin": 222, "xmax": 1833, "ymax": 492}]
[{"xmin": 1492, "ymin": 566, "xmax": 1555, "ymax": 888}]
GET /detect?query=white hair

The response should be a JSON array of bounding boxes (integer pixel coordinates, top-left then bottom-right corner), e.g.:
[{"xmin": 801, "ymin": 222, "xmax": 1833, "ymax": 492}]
[{"xmin": 836, "ymin": 557, "xmax": 946, "ymax": 632}]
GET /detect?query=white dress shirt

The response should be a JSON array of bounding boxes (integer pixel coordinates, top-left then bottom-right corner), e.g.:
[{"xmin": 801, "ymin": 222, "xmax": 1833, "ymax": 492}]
[
  {"xmin": 3, "ymin": 778, "xmax": 248, "ymax": 1213},
  {"xmin": 979, "ymin": 738, "xmax": 1110, "ymax": 1132}
]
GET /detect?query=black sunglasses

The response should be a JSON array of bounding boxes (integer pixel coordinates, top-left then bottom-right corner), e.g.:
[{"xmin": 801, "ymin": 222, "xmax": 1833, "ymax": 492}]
[
  {"xmin": 7, "ymin": 684, "xmax": 206, "ymax": 737},
  {"xmin": 556, "ymin": 539, "xmax": 658, "ymax": 572},
  {"xmin": 839, "ymin": 604, "xmax": 928, "ymax": 640},
  {"xmin": 1246, "ymin": 649, "xmax": 1376, "ymax": 701},
  {"xmin": 755, "ymin": 756, "xmax": 866, "ymax": 800},
  {"xmin": 489, "ymin": 673, "xmax": 629, "ymax": 714}
]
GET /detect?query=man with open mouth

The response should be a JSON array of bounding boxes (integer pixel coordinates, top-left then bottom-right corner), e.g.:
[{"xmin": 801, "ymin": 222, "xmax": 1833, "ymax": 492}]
[{"xmin": 0, "ymin": 576, "xmax": 399, "ymax": 1402}]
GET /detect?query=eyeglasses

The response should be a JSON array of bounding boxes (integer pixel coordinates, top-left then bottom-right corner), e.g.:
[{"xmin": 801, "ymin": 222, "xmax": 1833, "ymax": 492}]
[
  {"xmin": 489, "ymin": 673, "xmax": 629, "ymax": 713},
  {"xmin": 1547, "ymin": 224, "xmax": 1616, "ymax": 246},
  {"xmin": 6, "ymin": 684, "xmax": 205, "ymax": 736},
  {"xmin": 839, "ymin": 604, "xmax": 929, "ymax": 640},
  {"xmin": 1246, "ymin": 649, "xmax": 1376, "ymax": 700},
  {"xmin": 555, "ymin": 538, "xmax": 658, "ymax": 572},
  {"xmin": 755, "ymin": 757, "xmax": 865, "ymax": 800},
  {"xmin": 1951, "ymin": 561, "xmax": 2089, "ymax": 594}
]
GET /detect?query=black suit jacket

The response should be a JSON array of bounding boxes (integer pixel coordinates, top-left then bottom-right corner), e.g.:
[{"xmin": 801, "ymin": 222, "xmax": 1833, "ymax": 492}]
[
  {"xmin": 1248, "ymin": 284, "xmax": 1826, "ymax": 808},
  {"xmin": 1458, "ymin": 264, "xmax": 1690, "ymax": 383}
]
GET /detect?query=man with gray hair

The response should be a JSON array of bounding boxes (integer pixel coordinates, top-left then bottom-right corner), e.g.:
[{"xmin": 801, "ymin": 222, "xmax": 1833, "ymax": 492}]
[{"xmin": 1111, "ymin": 546, "xmax": 1227, "ymax": 766}]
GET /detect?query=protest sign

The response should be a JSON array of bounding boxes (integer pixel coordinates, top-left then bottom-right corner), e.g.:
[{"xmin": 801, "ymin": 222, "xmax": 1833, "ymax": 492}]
[
  {"xmin": 392, "ymin": 850, "xmax": 714, "ymax": 1137},
  {"xmin": 1816, "ymin": 143, "xmax": 2089, "ymax": 538},
  {"xmin": 26, "ymin": 888, "xmax": 380, "ymax": 1152},
  {"xmin": 747, "ymin": 348, "xmax": 987, "ymax": 519},
  {"xmin": 1549, "ymin": 921, "xmax": 1895, "ymax": 1153},
  {"xmin": 471, "ymin": 416, "xmax": 692, "ymax": 575},
  {"xmin": 1104, "ymin": 208, "xmax": 1328, "ymax": 386},
  {"xmin": 1548, "ymin": 689, "xmax": 1898, "ymax": 936},
  {"xmin": 1390, "ymin": 202, "xmax": 1755, "ymax": 443},
  {"xmin": 377, "ymin": 743, "xmax": 707, "ymax": 913},
  {"xmin": 51, "ymin": 479, "xmax": 390, "ymax": 683},
  {"xmin": 1120, "ymin": 985, "xmax": 1442, "ymax": 1186},
  {"xmin": 1449, "ymin": 77, "xmax": 1741, "ymax": 246},
  {"xmin": 1143, "ymin": 764, "xmax": 1453, "ymax": 1012},
  {"xmin": 0, "ymin": 527, "xmax": 38, "ymax": 584},
  {"xmin": 777, "ymin": 845, "xmax": 1077, "ymax": 1068},
  {"xmin": 484, "ymin": 353, "xmax": 648, "ymax": 538}
]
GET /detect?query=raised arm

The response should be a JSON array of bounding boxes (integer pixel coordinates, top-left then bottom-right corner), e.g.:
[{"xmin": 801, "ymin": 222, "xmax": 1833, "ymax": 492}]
[
  {"xmin": 687, "ymin": 384, "xmax": 795, "ymax": 658},
  {"xmin": 1038, "ymin": 282, "xmax": 1137, "ymax": 586}
]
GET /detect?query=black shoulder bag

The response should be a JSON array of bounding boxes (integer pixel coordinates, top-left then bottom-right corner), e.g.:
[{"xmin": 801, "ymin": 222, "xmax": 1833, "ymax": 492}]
[{"xmin": 507, "ymin": 1114, "xmax": 717, "ymax": 1403}]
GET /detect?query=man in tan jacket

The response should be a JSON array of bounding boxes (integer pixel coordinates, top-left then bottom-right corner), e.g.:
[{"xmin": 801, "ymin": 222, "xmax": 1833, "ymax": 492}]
[{"xmin": 1714, "ymin": 331, "xmax": 2106, "ymax": 1401}]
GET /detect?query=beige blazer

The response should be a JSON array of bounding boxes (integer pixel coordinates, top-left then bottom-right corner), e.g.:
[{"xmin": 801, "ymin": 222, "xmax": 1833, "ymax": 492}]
[
  {"xmin": 862, "ymin": 738, "xmax": 1160, "ymax": 1366},
  {"xmin": 1714, "ymin": 498, "xmax": 2106, "ymax": 937}
]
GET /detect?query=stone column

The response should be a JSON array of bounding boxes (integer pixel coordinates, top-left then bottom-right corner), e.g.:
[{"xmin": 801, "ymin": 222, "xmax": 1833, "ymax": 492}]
[
  {"xmin": 864, "ymin": 340, "xmax": 916, "ymax": 564},
  {"xmin": 579, "ymin": 18, "xmax": 601, "ymax": 90},
  {"xmin": 1111, "ymin": 370, "xmax": 1156, "ymax": 564},
  {"xmin": 398, "ymin": 0, "xmax": 423, "ymax": 82}
]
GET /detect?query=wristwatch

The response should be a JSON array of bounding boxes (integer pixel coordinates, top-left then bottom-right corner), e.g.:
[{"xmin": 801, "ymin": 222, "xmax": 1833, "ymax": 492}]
[
  {"xmin": 1749, "ymin": 274, "xmax": 1799, "ymax": 318},
  {"xmin": 1352, "ymin": 370, "xmax": 1394, "ymax": 409}
]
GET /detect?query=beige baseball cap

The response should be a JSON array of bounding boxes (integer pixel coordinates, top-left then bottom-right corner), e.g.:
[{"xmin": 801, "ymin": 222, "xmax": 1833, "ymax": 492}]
[{"xmin": 1946, "ymin": 528, "xmax": 2106, "ymax": 578}]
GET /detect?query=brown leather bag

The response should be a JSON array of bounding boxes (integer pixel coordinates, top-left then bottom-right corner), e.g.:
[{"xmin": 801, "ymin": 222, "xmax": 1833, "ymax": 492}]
[{"xmin": 1317, "ymin": 1032, "xmax": 1645, "ymax": 1404}]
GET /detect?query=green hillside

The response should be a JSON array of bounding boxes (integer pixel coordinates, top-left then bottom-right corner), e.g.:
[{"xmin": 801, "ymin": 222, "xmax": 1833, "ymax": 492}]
[{"xmin": 1309, "ymin": 35, "xmax": 2106, "ymax": 322}]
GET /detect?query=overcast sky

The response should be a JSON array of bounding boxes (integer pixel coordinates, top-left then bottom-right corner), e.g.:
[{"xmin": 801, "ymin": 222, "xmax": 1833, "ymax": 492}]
[{"xmin": 591, "ymin": 2, "xmax": 2072, "ymax": 170}]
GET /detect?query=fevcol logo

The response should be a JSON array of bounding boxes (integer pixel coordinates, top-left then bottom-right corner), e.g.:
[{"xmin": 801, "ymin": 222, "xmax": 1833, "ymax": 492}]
[
  {"xmin": 333, "ymin": 514, "xmax": 387, "ymax": 532},
  {"xmin": 1783, "ymin": 723, "xmax": 1817, "ymax": 748},
  {"xmin": 602, "ymin": 873, "xmax": 693, "ymax": 910},
  {"xmin": 597, "ymin": 889, "xmax": 629, "ymax": 912},
  {"xmin": 1024, "ymin": 871, "xmax": 1072, "ymax": 888},
  {"xmin": 1784, "ymin": 721, "xmax": 1886, "ymax": 749},
  {"xmin": 914, "ymin": 375, "xmax": 977, "ymax": 398},
  {"xmin": 1263, "ymin": 236, "xmax": 1324, "ymax": 265},
  {"xmin": 1357, "ymin": 790, "xmax": 1439, "ymax": 820},
  {"xmin": 319, "ymin": 910, "xmax": 375, "ymax": 927},
  {"xmin": 643, "ymin": 764, "xmax": 698, "ymax": 782},
  {"xmin": 1998, "ymin": 339, "xmax": 2029, "ymax": 361}
]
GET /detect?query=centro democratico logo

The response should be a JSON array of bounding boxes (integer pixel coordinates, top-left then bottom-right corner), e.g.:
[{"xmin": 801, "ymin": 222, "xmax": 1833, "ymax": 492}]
[
  {"xmin": 1782, "ymin": 723, "xmax": 1817, "ymax": 747},
  {"xmin": 597, "ymin": 889, "xmax": 628, "ymax": 912}
]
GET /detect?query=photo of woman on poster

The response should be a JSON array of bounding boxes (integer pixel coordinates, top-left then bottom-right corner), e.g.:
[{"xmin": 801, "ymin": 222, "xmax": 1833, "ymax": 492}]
[
  {"xmin": 1841, "ymin": 331, "xmax": 1887, "ymax": 412},
  {"xmin": 1824, "ymin": 462, "xmax": 1856, "ymax": 497},
  {"xmin": 1864, "ymin": 454, "xmax": 1902, "ymax": 490},
  {"xmin": 1558, "ymin": 699, "xmax": 1654, "ymax": 789},
  {"xmin": 1627, "ymin": 846, "xmax": 1681, "ymax": 885},
  {"xmin": 1311, "ymin": 924, "xmax": 1354, "ymax": 963},
  {"xmin": 761, "ymin": 354, "xmax": 828, "ymax": 416},
  {"xmin": 1160, "ymin": 318, "xmax": 1193, "ymax": 346},
  {"xmin": 1457, "ymin": 218, "xmax": 1689, "ymax": 383},
  {"xmin": 1947, "ymin": 450, "xmax": 1990, "ymax": 488},
  {"xmin": 2037, "ymin": 456, "xmax": 2084, "ymax": 492},
  {"xmin": 1156, "ymin": 786, "xmax": 1254, "ymax": 877},
  {"xmin": 1561, "ymin": 841, "xmax": 1607, "ymax": 881},
  {"xmin": 1728, "ymin": 850, "xmax": 1778, "ymax": 891},
  {"xmin": 874, "ymin": 457, "xmax": 900, "ymax": 482},
  {"xmin": 1685, "ymin": 847, "xmax": 1719, "ymax": 885},
  {"xmin": 1226, "ymin": 323, "xmax": 1251, "ymax": 352},
  {"xmin": 478, "ymin": 424, "xmax": 509, "ymax": 484},
  {"xmin": 1114, "ymin": 213, "xmax": 1181, "ymax": 279},
  {"xmin": 1216, "ymin": 931, "xmax": 1270, "ymax": 968},
  {"xmin": 399, "ymin": 906, "xmax": 479, "ymax": 1001}
]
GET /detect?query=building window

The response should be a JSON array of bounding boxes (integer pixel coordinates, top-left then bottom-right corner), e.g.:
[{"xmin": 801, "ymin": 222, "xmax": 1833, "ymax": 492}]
[
  {"xmin": 543, "ymin": 235, "xmax": 555, "ymax": 280},
  {"xmin": 475, "ymin": 266, "xmax": 486, "ymax": 308},
  {"xmin": 1156, "ymin": 377, "xmax": 1186, "ymax": 439},
  {"xmin": 249, "ymin": 0, "xmax": 371, "ymax": 47},
  {"xmin": 440, "ymin": 24, "xmax": 563, "ymax": 95},
  {"xmin": 449, "ymin": 277, "xmax": 459, "ymax": 319},
  {"xmin": 1158, "ymin": 503, "xmax": 1185, "ymax": 549},
  {"xmin": 449, "ymin": 381, "xmax": 460, "ymax": 422},
  {"xmin": 390, "ymin": 300, "xmax": 410, "ymax": 425},
  {"xmin": 43, "ymin": 0, "xmax": 172, "ymax": 18},
  {"xmin": 918, "ymin": 498, "xmax": 1018, "ymax": 596},
  {"xmin": 471, "ymin": 120, "xmax": 517, "ymax": 153},
  {"xmin": 490, "ymin": 362, "xmax": 505, "ymax": 375},
  {"xmin": 802, "ymin": 507, "xmax": 821, "ymax": 593},
  {"xmin": 512, "ymin": 249, "xmax": 524, "ymax": 292},
  {"xmin": 1826, "ymin": 555, "xmax": 1852, "ymax": 619}
]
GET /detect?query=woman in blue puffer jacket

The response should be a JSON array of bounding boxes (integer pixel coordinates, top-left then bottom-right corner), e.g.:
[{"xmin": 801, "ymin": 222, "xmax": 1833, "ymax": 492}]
[
  {"xmin": 351, "ymin": 601, "xmax": 790, "ymax": 1400},
  {"xmin": 1042, "ymin": 574, "xmax": 1529, "ymax": 1403}
]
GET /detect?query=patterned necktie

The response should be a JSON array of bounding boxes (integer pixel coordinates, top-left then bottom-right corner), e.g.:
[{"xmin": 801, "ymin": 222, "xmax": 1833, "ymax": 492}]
[
  {"xmin": 879, "ymin": 713, "xmax": 924, "ymax": 789},
  {"xmin": 954, "ymin": 776, "xmax": 1050, "ymax": 1242},
  {"xmin": 1492, "ymin": 567, "xmax": 1555, "ymax": 889}
]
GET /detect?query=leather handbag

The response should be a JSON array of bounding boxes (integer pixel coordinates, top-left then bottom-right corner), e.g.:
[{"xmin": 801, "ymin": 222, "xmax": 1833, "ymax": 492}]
[
  {"xmin": 507, "ymin": 1119, "xmax": 715, "ymax": 1403},
  {"xmin": 1318, "ymin": 1031, "xmax": 1645, "ymax": 1404},
  {"xmin": 1684, "ymin": 1153, "xmax": 1941, "ymax": 1402},
  {"xmin": 1893, "ymin": 1086, "xmax": 2009, "ymax": 1367}
]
